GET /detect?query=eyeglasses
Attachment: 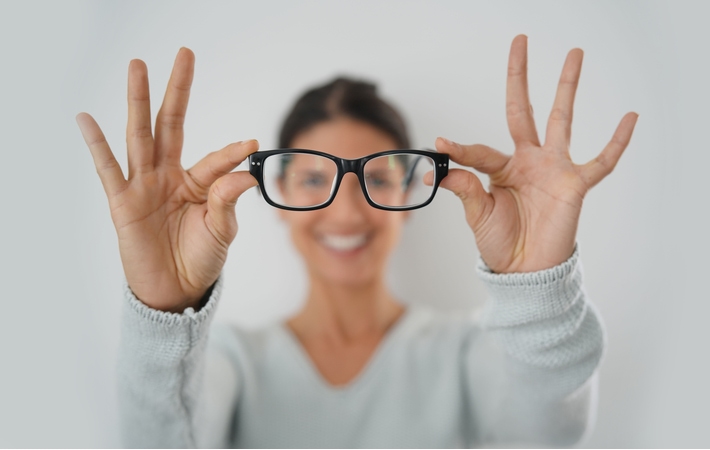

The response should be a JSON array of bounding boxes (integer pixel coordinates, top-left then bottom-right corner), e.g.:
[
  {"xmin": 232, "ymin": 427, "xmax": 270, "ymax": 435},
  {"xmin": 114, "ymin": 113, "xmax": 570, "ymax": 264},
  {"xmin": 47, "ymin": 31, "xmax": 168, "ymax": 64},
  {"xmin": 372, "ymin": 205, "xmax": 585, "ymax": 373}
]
[{"xmin": 249, "ymin": 149, "xmax": 449, "ymax": 211}]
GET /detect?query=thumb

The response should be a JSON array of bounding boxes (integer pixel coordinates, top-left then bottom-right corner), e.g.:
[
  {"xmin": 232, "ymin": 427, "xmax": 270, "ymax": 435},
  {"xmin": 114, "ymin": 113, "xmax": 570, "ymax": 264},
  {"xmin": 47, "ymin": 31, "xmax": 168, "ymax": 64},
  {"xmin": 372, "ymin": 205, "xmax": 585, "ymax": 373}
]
[
  {"xmin": 439, "ymin": 168, "xmax": 493, "ymax": 228},
  {"xmin": 206, "ymin": 171, "xmax": 258, "ymax": 246}
]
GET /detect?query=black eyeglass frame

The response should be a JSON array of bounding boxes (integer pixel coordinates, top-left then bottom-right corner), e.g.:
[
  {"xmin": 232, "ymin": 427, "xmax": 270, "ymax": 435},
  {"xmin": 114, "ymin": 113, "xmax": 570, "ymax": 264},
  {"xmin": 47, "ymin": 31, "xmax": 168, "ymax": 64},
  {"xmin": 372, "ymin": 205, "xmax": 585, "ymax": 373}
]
[{"xmin": 249, "ymin": 148, "xmax": 449, "ymax": 211}]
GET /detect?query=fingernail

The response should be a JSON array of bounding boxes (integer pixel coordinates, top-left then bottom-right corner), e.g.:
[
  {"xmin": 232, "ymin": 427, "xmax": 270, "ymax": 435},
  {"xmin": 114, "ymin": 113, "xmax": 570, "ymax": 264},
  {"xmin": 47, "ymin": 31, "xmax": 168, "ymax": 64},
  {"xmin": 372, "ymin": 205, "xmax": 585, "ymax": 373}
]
[
  {"xmin": 240, "ymin": 139, "xmax": 259, "ymax": 150},
  {"xmin": 439, "ymin": 137, "xmax": 454, "ymax": 146}
]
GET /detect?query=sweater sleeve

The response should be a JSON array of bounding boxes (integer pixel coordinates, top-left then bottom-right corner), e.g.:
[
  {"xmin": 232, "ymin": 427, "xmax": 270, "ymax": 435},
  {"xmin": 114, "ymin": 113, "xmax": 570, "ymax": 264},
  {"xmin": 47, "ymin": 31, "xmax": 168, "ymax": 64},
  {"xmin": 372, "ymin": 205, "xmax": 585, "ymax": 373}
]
[
  {"xmin": 117, "ymin": 276, "xmax": 241, "ymax": 448},
  {"xmin": 462, "ymin": 246, "xmax": 605, "ymax": 447}
]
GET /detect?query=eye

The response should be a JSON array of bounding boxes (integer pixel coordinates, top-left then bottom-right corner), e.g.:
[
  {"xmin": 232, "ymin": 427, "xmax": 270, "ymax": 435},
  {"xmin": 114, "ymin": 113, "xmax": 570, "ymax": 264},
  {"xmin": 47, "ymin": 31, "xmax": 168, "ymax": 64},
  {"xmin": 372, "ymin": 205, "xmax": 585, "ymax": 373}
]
[
  {"xmin": 365, "ymin": 173, "xmax": 394, "ymax": 189},
  {"xmin": 298, "ymin": 171, "xmax": 329, "ymax": 188}
]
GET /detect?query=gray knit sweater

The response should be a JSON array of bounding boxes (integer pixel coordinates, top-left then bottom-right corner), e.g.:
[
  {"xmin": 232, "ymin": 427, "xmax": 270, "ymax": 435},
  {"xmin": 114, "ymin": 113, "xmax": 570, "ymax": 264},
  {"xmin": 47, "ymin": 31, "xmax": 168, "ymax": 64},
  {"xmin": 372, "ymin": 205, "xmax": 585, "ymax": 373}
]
[{"xmin": 117, "ymin": 247, "xmax": 604, "ymax": 448}]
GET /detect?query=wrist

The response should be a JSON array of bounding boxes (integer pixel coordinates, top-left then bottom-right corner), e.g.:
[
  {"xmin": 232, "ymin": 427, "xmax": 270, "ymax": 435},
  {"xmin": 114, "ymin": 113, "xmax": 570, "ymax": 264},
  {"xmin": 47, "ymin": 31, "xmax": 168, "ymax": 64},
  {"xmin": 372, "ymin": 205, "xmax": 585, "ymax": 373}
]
[
  {"xmin": 481, "ymin": 241, "xmax": 577, "ymax": 274},
  {"xmin": 128, "ymin": 282, "xmax": 214, "ymax": 313},
  {"xmin": 478, "ymin": 243, "xmax": 580, "ymax": 279}
]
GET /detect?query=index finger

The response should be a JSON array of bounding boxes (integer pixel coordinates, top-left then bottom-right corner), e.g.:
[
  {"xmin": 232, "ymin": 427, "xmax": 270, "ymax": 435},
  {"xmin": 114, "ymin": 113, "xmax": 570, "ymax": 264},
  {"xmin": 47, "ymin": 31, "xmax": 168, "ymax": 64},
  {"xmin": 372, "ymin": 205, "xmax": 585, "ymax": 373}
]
[
  {"xmin": 435, "ymin": 138, "xmax": 510, "ymax": 175},
  {"xmin": 187, "ymin": 140, "xmax": 260, "ymax": 192}
]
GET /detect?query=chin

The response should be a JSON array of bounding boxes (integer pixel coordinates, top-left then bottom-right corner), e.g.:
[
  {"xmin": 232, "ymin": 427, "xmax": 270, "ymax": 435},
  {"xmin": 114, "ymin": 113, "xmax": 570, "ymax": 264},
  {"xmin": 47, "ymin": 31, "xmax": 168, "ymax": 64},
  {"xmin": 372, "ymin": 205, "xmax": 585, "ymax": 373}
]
[
  {"xmin": 310, "ymin": 249, "xmax": 387, "ymax": 289},
  {"xmin": 313, "ymin": 266, "xmax": 381, "ymax": 289}
]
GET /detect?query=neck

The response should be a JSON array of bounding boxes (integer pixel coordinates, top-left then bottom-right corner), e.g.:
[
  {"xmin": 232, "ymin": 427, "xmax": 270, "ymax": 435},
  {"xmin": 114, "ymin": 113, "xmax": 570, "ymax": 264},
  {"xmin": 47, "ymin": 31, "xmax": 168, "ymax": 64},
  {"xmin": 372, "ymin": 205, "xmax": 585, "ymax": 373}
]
[{"xmin": 288, "ymin": 273, "xmax": 405, "ymax": 342}]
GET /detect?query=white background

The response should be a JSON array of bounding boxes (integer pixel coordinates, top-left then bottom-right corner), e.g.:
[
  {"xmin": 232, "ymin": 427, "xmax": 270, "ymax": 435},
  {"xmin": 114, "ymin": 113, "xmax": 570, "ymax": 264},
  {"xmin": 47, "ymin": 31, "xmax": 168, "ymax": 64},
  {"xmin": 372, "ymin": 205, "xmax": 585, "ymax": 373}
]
[{"xmin": 1, "ymin": 0, "xmax": 708, "ymax": 447}]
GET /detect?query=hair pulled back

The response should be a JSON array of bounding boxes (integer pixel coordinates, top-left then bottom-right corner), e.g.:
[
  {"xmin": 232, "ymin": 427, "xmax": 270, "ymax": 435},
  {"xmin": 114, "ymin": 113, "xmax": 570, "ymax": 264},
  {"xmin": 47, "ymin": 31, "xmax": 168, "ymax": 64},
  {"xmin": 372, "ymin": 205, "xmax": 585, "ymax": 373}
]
[{"xmin": 278, "ymin": 77, "xmax": 411, "ymax": 150}]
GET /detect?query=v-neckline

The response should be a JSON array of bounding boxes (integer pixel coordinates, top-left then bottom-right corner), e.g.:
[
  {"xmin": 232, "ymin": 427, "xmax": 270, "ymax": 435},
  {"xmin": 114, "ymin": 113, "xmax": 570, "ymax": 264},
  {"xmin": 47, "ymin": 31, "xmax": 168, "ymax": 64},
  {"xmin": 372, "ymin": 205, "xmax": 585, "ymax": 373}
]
[{"xmin": 278, "ymin": 307, "xmax": 413, "ymax": 392}]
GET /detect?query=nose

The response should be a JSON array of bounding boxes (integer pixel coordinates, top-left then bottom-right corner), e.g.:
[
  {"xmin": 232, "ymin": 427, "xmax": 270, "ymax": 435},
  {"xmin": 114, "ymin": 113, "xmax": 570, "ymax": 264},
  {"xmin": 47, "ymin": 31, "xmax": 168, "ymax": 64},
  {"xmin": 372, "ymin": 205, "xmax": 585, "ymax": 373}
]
[{"xmin": 327, "ymin": 173, "xmax": 369, "ymax": 222}]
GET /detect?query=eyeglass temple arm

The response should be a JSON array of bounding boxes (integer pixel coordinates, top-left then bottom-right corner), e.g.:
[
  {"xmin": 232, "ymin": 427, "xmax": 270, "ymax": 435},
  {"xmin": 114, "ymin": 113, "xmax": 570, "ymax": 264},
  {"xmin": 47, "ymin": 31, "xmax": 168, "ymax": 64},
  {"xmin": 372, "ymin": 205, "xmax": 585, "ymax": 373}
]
[
  {"xmin": 402, "ymin": 148, "xmax": 440, "ymax": 189},
  {"xmin": 402, "ymin": 155, "xmax": 424, "ymax": 189}
]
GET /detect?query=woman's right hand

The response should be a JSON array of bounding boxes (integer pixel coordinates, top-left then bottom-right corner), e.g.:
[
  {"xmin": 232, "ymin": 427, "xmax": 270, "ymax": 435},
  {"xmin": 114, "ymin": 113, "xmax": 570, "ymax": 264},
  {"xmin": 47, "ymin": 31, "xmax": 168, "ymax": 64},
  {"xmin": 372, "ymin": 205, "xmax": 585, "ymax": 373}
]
[{"xmin": 77, "ymin": 48, "xmax": 258, "ymax": 313}]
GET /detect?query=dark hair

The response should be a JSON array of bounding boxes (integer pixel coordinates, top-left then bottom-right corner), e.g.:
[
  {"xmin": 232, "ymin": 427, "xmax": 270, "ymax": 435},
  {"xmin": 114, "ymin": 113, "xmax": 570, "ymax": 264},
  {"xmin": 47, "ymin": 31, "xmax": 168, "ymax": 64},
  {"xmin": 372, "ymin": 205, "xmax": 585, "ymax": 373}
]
[{"xmin": 278, "ymin": 77, "xmax": 411, "ymax": 149}]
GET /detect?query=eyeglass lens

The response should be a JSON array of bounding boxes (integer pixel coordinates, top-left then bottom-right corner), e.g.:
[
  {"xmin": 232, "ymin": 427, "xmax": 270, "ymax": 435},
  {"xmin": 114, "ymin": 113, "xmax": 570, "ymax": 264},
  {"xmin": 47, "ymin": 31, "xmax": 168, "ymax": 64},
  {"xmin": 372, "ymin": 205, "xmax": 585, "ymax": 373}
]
[{"xmin": 261, "ymin": 152, "xmax": 436, "ymax": 209}]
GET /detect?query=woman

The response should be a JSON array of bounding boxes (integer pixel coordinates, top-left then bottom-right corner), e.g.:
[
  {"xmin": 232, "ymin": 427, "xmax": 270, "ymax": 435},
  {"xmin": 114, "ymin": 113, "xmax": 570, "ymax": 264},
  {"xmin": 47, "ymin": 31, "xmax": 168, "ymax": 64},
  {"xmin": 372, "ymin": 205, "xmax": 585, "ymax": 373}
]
[{"xmin": 77, "ymin": 35, "xmax": 637, "ymax": 447}]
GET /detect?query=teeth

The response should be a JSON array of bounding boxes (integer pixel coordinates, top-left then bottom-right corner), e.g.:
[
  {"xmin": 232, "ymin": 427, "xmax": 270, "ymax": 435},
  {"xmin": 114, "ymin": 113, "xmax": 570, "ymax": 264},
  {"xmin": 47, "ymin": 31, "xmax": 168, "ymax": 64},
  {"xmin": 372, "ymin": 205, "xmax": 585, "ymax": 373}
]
[{"xmin": 320, "ymin": 234, "xmax": 367, "ymax": 252}]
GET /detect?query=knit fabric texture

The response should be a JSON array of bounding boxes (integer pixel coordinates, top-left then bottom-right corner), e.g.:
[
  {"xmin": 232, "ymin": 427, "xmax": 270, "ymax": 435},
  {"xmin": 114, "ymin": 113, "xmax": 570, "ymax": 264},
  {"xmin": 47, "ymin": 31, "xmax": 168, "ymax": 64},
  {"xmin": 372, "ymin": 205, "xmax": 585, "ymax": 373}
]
[{"xmin": 117, "ymin": 246, "xmax": 604, "ymax": 448}]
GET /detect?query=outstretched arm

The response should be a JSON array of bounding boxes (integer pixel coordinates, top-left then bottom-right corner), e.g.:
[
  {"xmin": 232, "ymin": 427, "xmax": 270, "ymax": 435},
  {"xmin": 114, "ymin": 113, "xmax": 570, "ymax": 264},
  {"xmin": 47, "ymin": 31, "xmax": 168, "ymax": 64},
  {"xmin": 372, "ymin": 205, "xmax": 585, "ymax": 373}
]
[
  {"xmin": 463, "ymin": 247, "xmax": 604, "ymax": 446},
  {"xmin": 78, "ymin": 49, "xmax": 255, "ymax": 447},
  {"xmin": 445, "ymin": 35, "xmax": 631, "ymax": 446}
]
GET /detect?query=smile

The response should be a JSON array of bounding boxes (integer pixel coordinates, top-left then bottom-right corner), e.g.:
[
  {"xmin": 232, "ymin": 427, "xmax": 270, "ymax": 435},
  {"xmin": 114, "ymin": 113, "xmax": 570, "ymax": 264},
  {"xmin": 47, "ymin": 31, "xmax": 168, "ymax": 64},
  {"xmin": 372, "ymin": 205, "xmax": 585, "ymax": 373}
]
[{"xmin": 319, "ymin": 234, "xmax": 369, "ymax": 253}]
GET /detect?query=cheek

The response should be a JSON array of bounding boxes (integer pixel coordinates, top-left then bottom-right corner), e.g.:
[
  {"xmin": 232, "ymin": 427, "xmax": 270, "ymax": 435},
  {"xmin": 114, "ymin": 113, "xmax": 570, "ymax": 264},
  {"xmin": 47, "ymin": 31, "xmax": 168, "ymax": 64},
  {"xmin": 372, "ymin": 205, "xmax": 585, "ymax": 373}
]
[
  {"xmin": 281, "ymin": 211, "xmax": 318, "ymax": 247},
  {"xmin": 372, "ymin": 213, "xmax": 406, "ymax": 246},
  {"xmin": 280, "ymin": 209, "xmax": 314, "ymax": 228}
]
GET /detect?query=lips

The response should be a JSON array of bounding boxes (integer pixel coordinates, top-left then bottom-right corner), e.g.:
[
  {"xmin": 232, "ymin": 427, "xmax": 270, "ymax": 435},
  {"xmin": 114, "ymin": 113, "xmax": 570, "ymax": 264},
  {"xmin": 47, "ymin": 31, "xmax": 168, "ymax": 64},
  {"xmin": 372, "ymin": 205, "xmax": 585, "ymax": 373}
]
[{"xmin": 318, "ymin": 233, "xmax": 369, "ymax": 253}]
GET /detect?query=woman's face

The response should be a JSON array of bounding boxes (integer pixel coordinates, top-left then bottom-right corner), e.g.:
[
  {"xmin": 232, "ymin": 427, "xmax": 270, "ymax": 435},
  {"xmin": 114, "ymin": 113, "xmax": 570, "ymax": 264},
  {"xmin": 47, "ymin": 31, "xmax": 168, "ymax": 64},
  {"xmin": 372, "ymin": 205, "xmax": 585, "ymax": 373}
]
[{"xmin": 280, "ymin": 117, "xmax": 408, "ymax": 288}]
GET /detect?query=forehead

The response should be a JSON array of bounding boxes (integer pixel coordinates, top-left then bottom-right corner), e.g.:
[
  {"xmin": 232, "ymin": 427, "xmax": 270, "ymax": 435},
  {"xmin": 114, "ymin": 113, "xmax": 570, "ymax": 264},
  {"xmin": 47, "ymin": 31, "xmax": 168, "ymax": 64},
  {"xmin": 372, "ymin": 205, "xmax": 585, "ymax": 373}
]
[{"xmin": 289, "ymin": 118, "xmax": 398, "ymax": 160}]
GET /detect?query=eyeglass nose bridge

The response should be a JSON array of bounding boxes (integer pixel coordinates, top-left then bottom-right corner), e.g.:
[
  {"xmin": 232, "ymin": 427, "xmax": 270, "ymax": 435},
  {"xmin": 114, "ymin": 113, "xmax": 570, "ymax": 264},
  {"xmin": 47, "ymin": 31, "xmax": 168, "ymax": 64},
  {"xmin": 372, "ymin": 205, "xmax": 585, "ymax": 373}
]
[
  {"xmin": 332, "ymin": 158, "xmax": 367, "ymax": 201},
  {"xmin": 338, "ymin": 158, "xmax": 364, "ymax": 175}
]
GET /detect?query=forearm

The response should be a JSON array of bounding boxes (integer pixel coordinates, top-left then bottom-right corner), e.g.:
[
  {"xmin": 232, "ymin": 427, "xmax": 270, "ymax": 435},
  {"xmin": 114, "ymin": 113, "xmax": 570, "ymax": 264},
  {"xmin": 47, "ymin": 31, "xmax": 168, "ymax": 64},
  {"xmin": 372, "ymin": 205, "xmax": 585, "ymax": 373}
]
[
  {"xmin": 117, "ymin": 277, "xmax": 228, "ymax": 448},
  {"xmin": 465, "ymin": 246, "xmax": 605, "ymax": 446}
]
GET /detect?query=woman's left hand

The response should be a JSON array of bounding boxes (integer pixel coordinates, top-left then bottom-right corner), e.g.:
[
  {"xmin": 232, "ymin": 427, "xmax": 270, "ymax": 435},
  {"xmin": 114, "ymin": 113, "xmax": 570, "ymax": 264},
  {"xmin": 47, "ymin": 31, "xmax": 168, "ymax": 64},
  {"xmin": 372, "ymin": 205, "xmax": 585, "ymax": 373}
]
[{"xmin": 436, "ymin": 35, "xmax": 638, "ymax": 273}]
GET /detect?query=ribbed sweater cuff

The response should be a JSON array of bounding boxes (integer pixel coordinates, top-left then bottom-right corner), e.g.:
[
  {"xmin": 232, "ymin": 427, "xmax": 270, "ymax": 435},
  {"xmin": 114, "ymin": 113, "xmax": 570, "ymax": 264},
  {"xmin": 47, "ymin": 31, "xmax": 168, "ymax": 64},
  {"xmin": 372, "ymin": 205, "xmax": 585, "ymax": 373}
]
[
  {"xmin": 476, "ymin": 246, "xmax": 583, "ymax": 327},
  {"xmin": 122, "ymin": 276, "xmax": 223, "ymax": 348}
]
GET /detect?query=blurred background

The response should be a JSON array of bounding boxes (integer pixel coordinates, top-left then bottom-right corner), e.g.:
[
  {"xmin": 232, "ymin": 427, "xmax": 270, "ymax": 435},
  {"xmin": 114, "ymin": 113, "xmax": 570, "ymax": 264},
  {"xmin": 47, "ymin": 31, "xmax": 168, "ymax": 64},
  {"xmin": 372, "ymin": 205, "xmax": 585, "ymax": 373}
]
[{"xmin": 0, "ymin": 0, "xmax": 707, "ymax": 447}]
